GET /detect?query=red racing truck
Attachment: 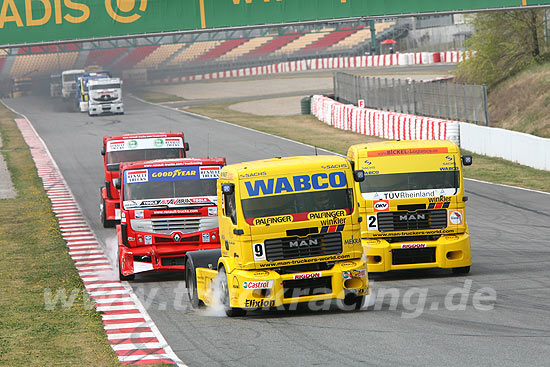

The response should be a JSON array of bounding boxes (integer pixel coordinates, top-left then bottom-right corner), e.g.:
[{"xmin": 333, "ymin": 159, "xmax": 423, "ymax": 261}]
[
  {"xmin": 100, "ymin": 133, "xmax": 189, "ymax": 227},
  {"xmin": 115, "ymin": 157, "xmax": 226, "ymax": 280}
]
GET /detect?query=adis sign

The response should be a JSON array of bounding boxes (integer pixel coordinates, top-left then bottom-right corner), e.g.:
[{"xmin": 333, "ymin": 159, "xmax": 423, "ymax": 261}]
[{"xmin": 0, "ymin": 0, "xmax": 148, "ymax": 28}]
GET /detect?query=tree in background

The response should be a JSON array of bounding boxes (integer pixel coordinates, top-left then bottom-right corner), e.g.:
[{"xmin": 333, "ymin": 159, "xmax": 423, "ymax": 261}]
[{"xmin": 456, "ymin": 9, "xmax": 547, "ymax": 88}]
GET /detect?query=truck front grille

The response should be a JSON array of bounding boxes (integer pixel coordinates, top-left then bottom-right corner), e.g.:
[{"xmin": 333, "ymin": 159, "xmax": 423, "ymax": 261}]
[
  {"xmin": 264, "ymin": 232, "xmax": 342, "ymax": 262},
  {"xmin": 131, "ymin": 216, "xmax": 218, "ymax": 235},
  {"xmin": 283, "ymin": 276, "xmax": 332, "ymax": 298},
  {"xmin": 392, "ymin": 247, "xmax": 436, "ymax": 265},
  {"xmin": 377, "ymin": 209, "xmax": 447, "ymax": 232}
]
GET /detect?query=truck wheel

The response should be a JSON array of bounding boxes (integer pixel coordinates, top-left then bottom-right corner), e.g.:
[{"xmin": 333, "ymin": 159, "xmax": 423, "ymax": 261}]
[
  {"xmin": 100, "ymin": 195, "xmax": 116, "ymax": 228},
  {"xmin": 118, "ymin": 252, "xmax": 135, "ymax": 281},
  {"xmin": 354, "ymin": 296, "xmax": 364, "ymax": 310},
  {"xmin": 452, "ymin": 266, "xmax": 470, "ymax": 275},
  {"xmin": 185, "ymin": 257, "xmax": 202, "ymax": 308},
  {"xmin": 219, "ymin": 267, "xmax": 246, "ymax": 317}
]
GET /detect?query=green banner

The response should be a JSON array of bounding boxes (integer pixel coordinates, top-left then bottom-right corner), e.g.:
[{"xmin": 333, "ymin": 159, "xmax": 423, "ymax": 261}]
[{"xmin": 1, "ymin": 0, "xmax": 549, "ymax": 46}]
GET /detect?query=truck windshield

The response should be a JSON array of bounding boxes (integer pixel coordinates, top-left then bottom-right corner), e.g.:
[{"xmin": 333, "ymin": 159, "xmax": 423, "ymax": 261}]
[
  {"xmin": 62, "ymin": 74, "xmax": 79, "ymax": 82},
  {"xmin": 124, "ymin": 180, "xmax": 217, "ymax": 201},
  {"xmin": 90, "ymin": 83, "xmax": 120, "ymax": 90},
  {"xmin": 108, "ymin": 149, "xmax": 184, "ymax": 165},
  {"xmin": 241, "ymin": 188, "xmax": 353, "ymax": 219},
  {"xmin": 360, "ymin": 171, "xmax": 458, "ymax": 193}
]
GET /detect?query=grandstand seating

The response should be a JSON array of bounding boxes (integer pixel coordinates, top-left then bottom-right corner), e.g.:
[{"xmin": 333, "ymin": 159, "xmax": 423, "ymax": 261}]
[
  {"xmin": 218, "ymin": 36, "xmax": 274, "ymax": 61},
  {"xmin": 300, "ymin": 28, "xmax": 359, "ymax": 53},
  {"xmin": 168, "ymin": 41, "xmax": 221, "ymax": 66},
  {"xmin": 274, "ymin": 29, "xmax": 333, "ymax": 56},
  {"xmin": 329, "ymin": 28, "xmax": 371, "ymax": 50},
  {"xmin": 9, "ymin": 52, "xmax": 78, "ymax": 77},
  {"xmin": 245, "ymin": 34, "xmax": 302, "ymax": 58},
  {"xmin": 135, "ymin": 44, "xmax": 184, "ymax": 69},
  {"xmin": 194, "ymin": 38, "xmax": 249, "ymax": 62},
  {"xmin": 85, "ymin": 48, "xmax": 128, "ymax": 68},
  {"xmin": 328, "ymin": 22, "xmax": 395, "ymax": 51},
  {"xmin": 1, "ymin": 21, "xmax": 397, "ymax": 78},
  {"xmin": 113, "ymin": 45, "xmax": 159, "ymax": 69}
]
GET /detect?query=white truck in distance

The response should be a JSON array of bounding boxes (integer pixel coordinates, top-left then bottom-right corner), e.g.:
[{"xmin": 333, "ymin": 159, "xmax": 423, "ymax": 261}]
[
  {"xmin": 61, "ymin": 69, "xmax": 85, "ymax": 99},
  {"xmin": 87, "ymin": 78, "xmax": 124, "ymax": 116}
]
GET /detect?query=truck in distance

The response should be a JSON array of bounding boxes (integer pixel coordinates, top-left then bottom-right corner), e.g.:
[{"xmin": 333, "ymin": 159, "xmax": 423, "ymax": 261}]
[
  {"xmin": 50, "ymin": 73, "xmax": 62, "ymax": 97},
  {"xmin": 76, "ymin": 70, "xmax": 111, "ymax": 112},
  {"xmin": 185, "ymin": 155, "xmax": 369, "ymax": 316},
  {"xmin": 87, "ymin": 77, "xmax": 124, "ymax": 116},
  {"xmin": 347, "ymin": 140, "xmax": 472, "ymax": 274},
  {"xmin": 100, "ymin": 133, "xmax": 189, "ymax": 228},
  {"xmin": 116, "ymin": 157, "xmax": 226, "ymax": 280},
  {"xmin": 61, "ymin": 69, "xmax": 85, "ymax": 99}
]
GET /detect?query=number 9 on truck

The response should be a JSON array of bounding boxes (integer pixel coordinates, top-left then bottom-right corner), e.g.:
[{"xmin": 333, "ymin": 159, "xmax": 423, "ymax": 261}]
[{"xmin": 253, "ymin": 243, "xmax": 266, "ymax": 261}]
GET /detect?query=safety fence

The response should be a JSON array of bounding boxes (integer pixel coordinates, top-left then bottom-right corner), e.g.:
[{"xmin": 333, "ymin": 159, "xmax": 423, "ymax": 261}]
[
  {"xmin": 334, "ymin": 72, "xmax": 489, "ymax": 125},
  {"xmin": 149, "ymin": 51, "xmax": 472, "ymax": 84},
  {"xmin": 311, "ymin": 94, "xmax": 460, "ymax": 143},
  {"xmin": 311, "ymin": 95, "xmax": 550, "ymax": 171}
]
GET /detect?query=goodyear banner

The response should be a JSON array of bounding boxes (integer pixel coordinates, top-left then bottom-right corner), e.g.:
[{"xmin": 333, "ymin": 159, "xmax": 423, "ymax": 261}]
[{"xmin": 2, "ymin": 0, "xmax": 550, "ymax": 46}]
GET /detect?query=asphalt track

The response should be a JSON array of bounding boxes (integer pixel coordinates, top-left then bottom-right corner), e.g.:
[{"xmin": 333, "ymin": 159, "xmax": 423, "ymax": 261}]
[{"xmin": 4, "ymin": 93, "xmax": 550, "ymax": 367}]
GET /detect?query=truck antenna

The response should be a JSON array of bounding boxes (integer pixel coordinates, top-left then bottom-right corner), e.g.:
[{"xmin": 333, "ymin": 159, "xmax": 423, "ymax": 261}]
[{"xmin": 315, "ymin": 146, "xmax": 318, "ymax": 156}]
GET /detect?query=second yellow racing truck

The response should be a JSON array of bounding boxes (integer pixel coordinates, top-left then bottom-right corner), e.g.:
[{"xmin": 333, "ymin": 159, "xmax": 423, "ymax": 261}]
[{"xmin": 347, "ymin": 140, "xmax": 472, "ymax": 274}]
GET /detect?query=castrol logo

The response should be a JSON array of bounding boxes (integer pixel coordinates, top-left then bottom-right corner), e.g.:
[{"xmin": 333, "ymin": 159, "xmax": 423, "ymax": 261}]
[
  {"xmin": 373, "ymin": 200, "xmax": 389, "ymax": 212},
  {"xmin": 401, "ymin": 243, "xmax": 427, "ymax": 249},
  {"xmin": 242, "ymin": 280, "xmax": 273, "ymax": 289},
  {"xmin": 292, "ymin": 272, "xmax": 322, "ymax": 280}
]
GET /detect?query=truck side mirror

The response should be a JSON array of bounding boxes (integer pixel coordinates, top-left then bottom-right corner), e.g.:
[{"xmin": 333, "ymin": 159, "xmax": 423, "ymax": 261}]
[
  {"xmin": 107, "ymin": 163, "xmax": 120, "ymax": 172},
  {"xmin": 101, "ymin": 145, "xmax": 105, "ymax": 156},
  {"xmin": 222, "ymin": 183, "xmax": 234, "ymax": 195},
  {"xmin": 185, "ymin": 142, "xmax": 190, "ymax": 151},
  {"xmin": 462, "ymin": 155, "xmax": 473, "ymax": 166},
  {"xmin": 353, "ymin": 170, "xmax": 365, "ymax": 182},
  {"xmin": 113, "ymin": 178, "xmax": 121, "ymax": 190}
]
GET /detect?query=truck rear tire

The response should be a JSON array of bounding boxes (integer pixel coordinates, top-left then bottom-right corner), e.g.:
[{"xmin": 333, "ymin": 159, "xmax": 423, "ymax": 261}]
[
  {"xmin": 185, "ymin": 256, "xmax": 202, "ymax": 308},
  {"xmin": 452, "ymin": 266, "xmax": 470, "ymax": 275},
  {"xmin": 219, "ymin": 267, "xmax": 246, "ymax": 317}
]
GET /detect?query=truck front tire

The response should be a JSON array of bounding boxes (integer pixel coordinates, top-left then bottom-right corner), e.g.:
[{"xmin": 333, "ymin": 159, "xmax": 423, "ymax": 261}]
[
  {"xmin": 219, "ymin": 267, "xmax": 246, "ymax": 317},
  {"xmin": 118, "ymin": 252, "xmax": 135, "ymax": 281},
  {"xmin": 100, "ymin": 192, "xmax": 116, "ymax": 228},
  {"xmin": 185, "ymin": 256, "xmax": 202, "ymax": 308},
  {"xmin": 452, "ymin": 266, "xmax": 470, "ymax": 275}
]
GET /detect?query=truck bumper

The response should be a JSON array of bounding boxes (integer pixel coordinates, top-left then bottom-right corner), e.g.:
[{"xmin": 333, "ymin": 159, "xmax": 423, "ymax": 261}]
[
  {"xmin": 119, "ymin": 242, "xmax": 220, "ymax": 276},
  {"xmin": 79, "ymin": 101, "xmax": 88, "ymax": 112},
  {"xmin": 363, "ymin": 233, "xmax": 471, "ymax": 272},
  {"xmin": 207, "ymin": 258, "xmax": 369, "ymax": 309},
  {"xmin": 89, "ymin": 102, "xmax": 124, "ymax": 115}
]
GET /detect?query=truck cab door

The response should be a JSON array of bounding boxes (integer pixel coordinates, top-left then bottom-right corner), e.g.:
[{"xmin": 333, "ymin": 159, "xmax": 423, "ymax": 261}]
[{"xmin": 220, "ymin": 190, "xmax": 243, "ymax": 266}]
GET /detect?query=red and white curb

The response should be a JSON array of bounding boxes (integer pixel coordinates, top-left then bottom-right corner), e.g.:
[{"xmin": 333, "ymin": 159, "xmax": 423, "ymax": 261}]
[
  {"xmin": 150, "ymin": 51, "xmax": 473, "ymax": 85},
  {"xmin": 14, "ymin": 117, "xmax": 185, "ymax": 366}
]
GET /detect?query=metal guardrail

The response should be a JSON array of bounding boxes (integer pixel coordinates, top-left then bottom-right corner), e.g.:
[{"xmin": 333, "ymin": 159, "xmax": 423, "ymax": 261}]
[{"xmin": 334, "ymin": 71, "xmax": 489, "ymax": 125}]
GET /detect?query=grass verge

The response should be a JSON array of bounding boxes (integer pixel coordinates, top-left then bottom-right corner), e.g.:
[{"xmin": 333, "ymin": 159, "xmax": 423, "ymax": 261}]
[
  {"xmin": 184, "ymin": 101, "xmax": 550, "ymax": 193},
  {"xmin": 0, "ymin": 104, "xmax": 121, "ymax": 366}
]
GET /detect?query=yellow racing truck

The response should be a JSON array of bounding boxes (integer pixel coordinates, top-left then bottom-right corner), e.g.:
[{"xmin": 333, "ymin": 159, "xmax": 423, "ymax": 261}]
[
  {"xmin": 185, "ymin": 155, "xmax": 368, "ymax": 316},
  {"xmin": 347, "ymin": 140, "xmax": 472, "ymax": 274}
]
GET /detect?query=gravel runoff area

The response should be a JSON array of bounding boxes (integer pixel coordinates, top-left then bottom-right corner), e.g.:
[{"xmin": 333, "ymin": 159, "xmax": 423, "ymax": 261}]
[
  {"xmin": 149, "ymin": 72, "xmax": 450, "ymax": 116},
  {"xmin": 0, "ymin": 132, "xmax": 16, "ymax": 198}
]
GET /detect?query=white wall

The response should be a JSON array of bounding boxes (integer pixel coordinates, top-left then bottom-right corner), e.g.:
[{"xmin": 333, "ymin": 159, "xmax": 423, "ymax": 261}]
[{"xmin": 459, "ymin": 123, "xmax": 550, "ymax": 171}]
